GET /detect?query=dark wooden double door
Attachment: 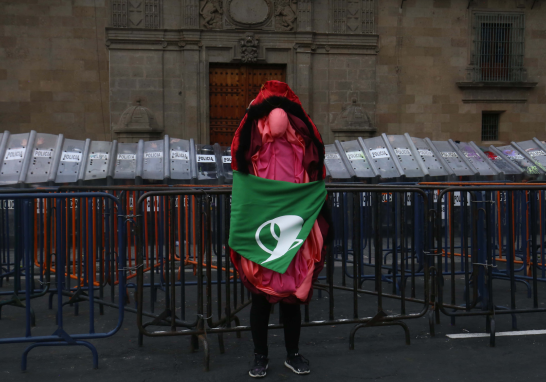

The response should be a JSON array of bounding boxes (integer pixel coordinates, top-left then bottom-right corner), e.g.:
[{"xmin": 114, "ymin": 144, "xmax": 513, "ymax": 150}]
[{"xmin": 209, "ymin": 64, "xmax": 286, "ymax": 147}]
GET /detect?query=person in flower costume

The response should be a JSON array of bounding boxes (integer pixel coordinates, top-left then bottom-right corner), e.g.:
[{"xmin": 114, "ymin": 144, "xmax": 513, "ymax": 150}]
[{"xmin": 229, "ymin": 80, "xmax": 332, "ymax": 377}]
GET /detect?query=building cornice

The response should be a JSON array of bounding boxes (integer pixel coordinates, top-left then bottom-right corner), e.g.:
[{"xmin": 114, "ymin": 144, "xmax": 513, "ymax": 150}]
[
  {"xmin": 456, "ymin": 82, "xmax": 538, "ymax": 89},
  {"xmin": 105, "ymin": 28, "xmax": 379, "ymax": 54}
]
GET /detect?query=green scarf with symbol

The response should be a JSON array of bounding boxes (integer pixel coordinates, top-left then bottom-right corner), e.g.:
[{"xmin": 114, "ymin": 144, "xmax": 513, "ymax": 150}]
[{"xmin": 229, "ymin": 171, "xmax": 326, "ymax": 274}]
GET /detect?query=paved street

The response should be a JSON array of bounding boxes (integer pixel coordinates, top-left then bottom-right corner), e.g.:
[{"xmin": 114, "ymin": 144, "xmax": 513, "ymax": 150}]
[{"xmin": 1, "ymin": 276, "xmax": 544, "ymax": 382}]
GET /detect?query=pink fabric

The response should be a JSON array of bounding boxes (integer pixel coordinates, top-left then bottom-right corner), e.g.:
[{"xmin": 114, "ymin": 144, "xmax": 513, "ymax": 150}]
[
  {"xmin": 238, "ymin": 108, "xmax": 323, "ymax": 302},
  {"xmin": 268, "ymin": 108, "xmax": 290, "ymax": 139}
]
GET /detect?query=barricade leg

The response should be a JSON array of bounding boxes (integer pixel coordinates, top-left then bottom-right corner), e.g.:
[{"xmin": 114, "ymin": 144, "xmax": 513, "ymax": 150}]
[
  {"xmin": 21, "ymin": 340, "xmax": 99, "ymax": 371},
  {"xmin": 190, "ymin": 334, "xmax": 199, "ymax": 352},
  {"xmin": 198, "ymin": 334, "xmax": 210, "ymax": 372},
  {"xmin": 349, "ymin": 320, "xmax": 411, "ymax": 350},
  {"xmin": 217, "ymin": 333, "xmax": 225, "ymax": 354},
  {"xmin": 232, "ymin": 314, "xmax": 242, "ymax": 339}
]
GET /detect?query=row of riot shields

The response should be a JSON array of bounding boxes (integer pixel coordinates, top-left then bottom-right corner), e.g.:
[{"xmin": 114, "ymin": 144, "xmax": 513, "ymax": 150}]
[
  {"xmin": 1, "ymin": 130, "xmax": 546, "ymax": 186},
  {"xmin": 0, "ymin": 131, "xmax": 233, "ymax": 187},
  {"xmin": 324, "ymin": 133, "xmax": 546, "ymax": 182}
]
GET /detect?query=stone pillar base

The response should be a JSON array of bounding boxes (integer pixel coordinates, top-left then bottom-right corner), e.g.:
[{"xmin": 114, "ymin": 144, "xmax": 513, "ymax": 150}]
[
  {"xmin": 114, "ymin": 132, "xmax": 162, "ymax": 143},
  {"xmin": 332, "ymin": 130, "xmax": 377, "ymax": 142}
]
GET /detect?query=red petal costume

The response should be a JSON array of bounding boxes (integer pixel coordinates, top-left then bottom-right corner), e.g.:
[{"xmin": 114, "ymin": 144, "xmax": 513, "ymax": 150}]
[{"xmin": 230, "ymin": 81, "xmax": 331, "ymax": 304}]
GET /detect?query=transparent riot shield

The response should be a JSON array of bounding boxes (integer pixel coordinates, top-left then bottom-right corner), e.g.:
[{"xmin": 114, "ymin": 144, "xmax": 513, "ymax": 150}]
[
  {"xmin": 55, "ymin": 139, "xmax": 87, "ymax": 184},
  {"xmin": 387, "ymin": 134, "xmax": 427, "ymax": 178},
  {"xmin": 169, "ymin": 138, "xmax": 192, "ymax": 181},
  {"xmin": 114, "ymin": 142, "xmax": 138, "ymax": 180},
  {"xmin": 411, "ymin": 137, "xmax": 450, "ymax": 177},
  {"xmin": 0, "ymin": 131, "xmax": 4, "ymax": 158},
  {"xmin": 324, "ymin": 144, "xmax": 353, "ymax": 181},
  {"xmin": 487, "ymin": 146, "xmax": 524, "ymax": 176},
  {"xmin": 0, "ymin": 132, "xmax": 34, "ymax": 186},
  {"xmin": 83, "ymin": 141, "xmax": 113, "ymax": 181},
  {"xmin": 430, "ymin": 140, "xmax": 477, "ymax": 176},
  {"xmin": 25, "ymin": 133, "xmax": 63, "ymax": 184},
  {"xmin": 338, "ymin": 140, "xmax": 375, "ymax": 179},
  {"xmin": 219, "ymin": 145, "xmax": 232, "ymax": 184},
  {"xmin": 359, "ymin": 135, "xmax": 402, "ymax": 179},
  {"xmin": 196, "ymin": 143, "xmax": 219, "ymax": 183},
  {"xmin": 143, "ymin": 139, "xmax": 165, "ymax": 181},
  {"xmin": 514, "ymin": 139, "xmax": 546, "ymax": 172},
  {"xmin": 497, "ymin": 144, "xmax": 542, "ymax": 176},
  {"xmin": 456, "ymin": 141, "xmax": 499, "ymax": 176}
]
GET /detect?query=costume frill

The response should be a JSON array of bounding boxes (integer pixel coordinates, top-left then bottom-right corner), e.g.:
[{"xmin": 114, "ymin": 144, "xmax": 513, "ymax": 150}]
[{"xmin": 230, "ymin": 80, "xmax": 332, "ymax": 305}]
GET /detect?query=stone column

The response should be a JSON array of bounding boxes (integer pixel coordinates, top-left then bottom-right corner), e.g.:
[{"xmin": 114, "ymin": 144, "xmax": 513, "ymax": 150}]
[
  {"xmin": 297, "ymin": 0, "xmax": 313, "ymax": 32},
  {"xmin": 182, "ymin": 39, "xmax": 201, "ymax": 142},
  {"xmin": 294, "ymin": 38, "xmax": 313, "ymax": 112}
]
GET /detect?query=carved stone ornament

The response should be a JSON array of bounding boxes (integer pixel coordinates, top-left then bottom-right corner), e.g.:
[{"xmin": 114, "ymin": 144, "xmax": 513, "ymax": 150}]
[
  {"xmin": 332, "ymin": 99, "xmax": 375, "ymax": 132},
  {"xmin": 200, "ymin": 0, "xmax": 224, "ymax": 29},
  {"xmin": 275, "ymin": 0, "xmax": 297, "ymax": 31},
  {"xmin": 112, "ymin": 0, "xmax": 161, "ymax": 29},
  {"xmin": 128, "ymin": 1, "xmax": 144, "ymax": 27},
  {"xmin": 114, "ymin": 99, "xmax": 163, "ymax": 142},
  {"xmin": 225, "ymin": 0, "xmax": 273, "ymax": 29},
  {"xmin": 240, "ymin": 34, "xmax": 259, "ymax": 63},
  {"xmin": 346, "ymin": 0, "xmax": 360, "ymax": 32}
]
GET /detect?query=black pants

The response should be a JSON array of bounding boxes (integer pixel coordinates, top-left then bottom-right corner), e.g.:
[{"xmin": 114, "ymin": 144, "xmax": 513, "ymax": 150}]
[{"xmin": 250, "ymin": 293, "xmax": 301, "ymax": 356}]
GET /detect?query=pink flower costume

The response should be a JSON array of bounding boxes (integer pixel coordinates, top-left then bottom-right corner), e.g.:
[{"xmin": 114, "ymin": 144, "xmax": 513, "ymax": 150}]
[{"xmin": 230, "ymin": 81, "xmax": 329, "ymax": 305}]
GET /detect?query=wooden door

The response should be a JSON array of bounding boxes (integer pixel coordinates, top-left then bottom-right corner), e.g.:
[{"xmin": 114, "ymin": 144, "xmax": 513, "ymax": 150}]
[{"xmin": 209, "ymin": 64, "xmax": 286, "ymax": 146}]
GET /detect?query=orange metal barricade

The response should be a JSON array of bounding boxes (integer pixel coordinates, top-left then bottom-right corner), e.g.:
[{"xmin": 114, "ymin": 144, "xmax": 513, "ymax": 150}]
[{"xmin": 29, "ymin": 186, "xmax": 238, "ymax": 290}]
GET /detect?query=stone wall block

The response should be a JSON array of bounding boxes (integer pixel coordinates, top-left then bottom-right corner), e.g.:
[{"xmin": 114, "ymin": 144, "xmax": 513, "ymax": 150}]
[
  {"xmin": 329, "ymin": 69, "xmax": 348, "ymax": 81},
  {"xmin": 117, "ymin": 78, "xmax": 138, "ymax": 89}
]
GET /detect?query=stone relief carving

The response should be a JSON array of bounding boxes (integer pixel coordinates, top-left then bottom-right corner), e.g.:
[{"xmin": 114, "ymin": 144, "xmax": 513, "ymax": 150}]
[
  {"xmin": 346, "ymin": 0, "xmax": 360, "ymax": 32},
  {"xmin": 224, "ymin": 0, "xmax": 273, "ymax": 29},
  {"xmin": 183, "ymin": 0, "xmax": 200, "ymax": 28},
  {"xmin": 111, "ymin": 0, "xmax": 161, "ymax": 28},
  {"xmin": 144, "ymin": 0, "xmax": 161, "ymax": 29},
  {"xmin": 114, "ymin": 99, "xmax": 163, "ymax": 143},
  {"xmin": 230, "ymin": 0, "xmax": 270, "ymax": 23},
  {"xmin": 112, "ymin": 0, "xmax": 128, "ymax": 27},
  {"xmin": 240, "ymin": 34, "xmax": 259, "ymax": 63},
  {"xmin": 333, "ymin": 99, "xmax": 374, "ymax": 132},
  {"xmin": 275, "ymin": 0, "xmax": 297, "ymax": 31},
  {"xmin": 332, "ymin": 0, "xmax": 375, "ymax": 34},
  {"xmin": 332, "ymin": 0, "xmax": 346, "ymax": 33},
  {"xmin": 200, "ymin": 0, "xmax": 223, "ymax": 29},
  {"xmin": 129, "ymin": 1, "xmax": 144, "ymax": 27}
]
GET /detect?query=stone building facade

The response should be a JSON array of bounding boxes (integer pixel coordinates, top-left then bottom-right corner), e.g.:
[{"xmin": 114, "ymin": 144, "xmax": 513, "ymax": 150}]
[
  {"xmin": 106, "ymin": 0, "xmax": 379, "ymax": 145},
  {"xmin": 377, "ymin": 0, "xmax": 545, "ymax": 145},
  {"xmin": 0, "ymin": 0, "xmax": 545, "ymax": 145}
]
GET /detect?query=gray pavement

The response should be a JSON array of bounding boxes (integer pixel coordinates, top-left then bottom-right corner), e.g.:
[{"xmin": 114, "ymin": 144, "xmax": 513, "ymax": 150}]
[{"xmin": 1, "ymin": 276, "xmax": 545, "ymax": 382}]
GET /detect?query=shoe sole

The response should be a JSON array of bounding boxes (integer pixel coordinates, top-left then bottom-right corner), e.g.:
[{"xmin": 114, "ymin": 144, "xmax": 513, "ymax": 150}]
[
  {"xmin": 249, "ymin": 364, "xmax": 268, "ymax": 378},
  {"xmin": 284, "ymin": 361, "xmax": 310, "ymax": 375}
]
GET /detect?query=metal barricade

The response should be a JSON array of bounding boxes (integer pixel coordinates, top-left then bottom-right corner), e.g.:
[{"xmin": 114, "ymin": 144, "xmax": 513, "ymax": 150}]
[
  {"xmin": 0, "ymin": 192, "xmax": 126, "ymax": 370},
  {"xmin": 1, "ymin": 185, "xmax": 220, "ymax": 335},
  {"xmin": 431, "ymin": 185, "xmax": 546, "ymax": 346},
  {"xmin": 9, "ymin": 181, "xmax": 546, "ymax": 371},
  {"xmin": 135, "ymin": 186, "xmax": 432, "ymax": 371}
]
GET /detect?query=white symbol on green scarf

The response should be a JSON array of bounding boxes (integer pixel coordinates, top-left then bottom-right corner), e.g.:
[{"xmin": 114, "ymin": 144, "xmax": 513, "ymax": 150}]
[{"xmin": 255, "ymin": 215, "xmax": 304, "ymax": 264}]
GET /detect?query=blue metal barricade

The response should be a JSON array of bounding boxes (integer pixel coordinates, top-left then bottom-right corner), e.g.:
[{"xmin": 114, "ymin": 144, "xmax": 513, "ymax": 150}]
[
  {"xmin": 432, "ymin": 185, "xmax": 546, "ymax": 346},
  {"xmin": 0, "ymin": 192, "xmax": 126, "ymax": 370}
]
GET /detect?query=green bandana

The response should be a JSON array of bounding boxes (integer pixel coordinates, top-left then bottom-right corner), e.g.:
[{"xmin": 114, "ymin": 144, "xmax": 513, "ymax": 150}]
[{"xmin": 229, "ymin": 171, "xmax": 326, "ymax": 274}]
